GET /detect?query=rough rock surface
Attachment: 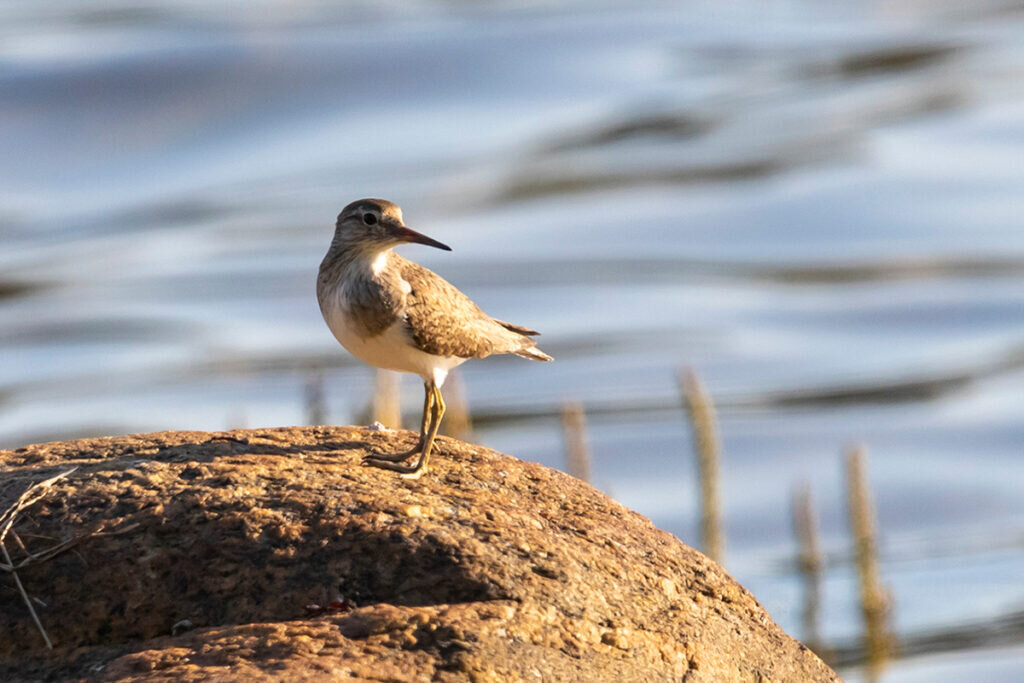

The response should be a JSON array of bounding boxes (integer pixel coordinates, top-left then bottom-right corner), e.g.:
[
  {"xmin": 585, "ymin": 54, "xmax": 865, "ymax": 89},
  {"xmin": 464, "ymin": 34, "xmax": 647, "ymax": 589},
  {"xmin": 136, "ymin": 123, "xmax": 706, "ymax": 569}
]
[{"xmin": 0, "ymin": 427, "xmax": 838, "ymax": 682}]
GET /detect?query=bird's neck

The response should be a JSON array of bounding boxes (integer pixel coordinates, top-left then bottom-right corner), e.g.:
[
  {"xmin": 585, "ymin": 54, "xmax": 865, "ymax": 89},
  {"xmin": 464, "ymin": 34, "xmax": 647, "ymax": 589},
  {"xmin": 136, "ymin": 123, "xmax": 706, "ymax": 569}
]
[{"xmin": 320, "ymin": 239, "xmax": 394, "ymax": 284}]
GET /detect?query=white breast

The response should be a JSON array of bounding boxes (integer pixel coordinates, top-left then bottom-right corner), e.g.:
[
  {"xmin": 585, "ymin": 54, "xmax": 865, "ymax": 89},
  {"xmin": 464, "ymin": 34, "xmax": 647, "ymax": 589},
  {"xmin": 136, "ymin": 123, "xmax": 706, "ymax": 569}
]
[{"xmin": 320, "ymin": 281, "xmax": 464, "ymax": 387}]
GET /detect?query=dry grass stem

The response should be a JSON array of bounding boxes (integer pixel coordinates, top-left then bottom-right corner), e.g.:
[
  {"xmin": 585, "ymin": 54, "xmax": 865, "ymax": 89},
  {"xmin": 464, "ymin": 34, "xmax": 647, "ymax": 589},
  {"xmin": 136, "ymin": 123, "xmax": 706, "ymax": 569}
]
[
  {"xmin": 1, "ymin": 468, "xmax": 139, "ymax": 651},
  {"xmin": 846, "ymin": 444, "xmax": 893, "ymax": 680},
  {"xmin": 1, "ymin": 468, "xmax": 77, "ymax": 650},
  {"xmin": 792, "ymin": 482, "xmax": 825, "ymax": 656},
  {"xmin": 1, "ymin": 468, "xmax": 77, "ymax": 545},
  {"xmin": 11, "ymin": 528, "xmax": 31, "ymax": 555},
  {"xmin": 0, "ymin": 540, "xmax": 52, "ymax": 649},
  {"xmin": 373, "ymin": 369, "xmax": 402, "ymax": 429},
  {"xmin": 441, "ymin": 369, "xmax": 474, "ymax": 441},
  {"xmin": 304, "ymin": 371, "xmax": 327, "ymax": 426},
  {"xmin": 561, "ymin": 402, "xmax": 592, "ymax": 483},
  {"xmin": 679, "ymin": 368, "xmax": 725, "ymax": 565}
]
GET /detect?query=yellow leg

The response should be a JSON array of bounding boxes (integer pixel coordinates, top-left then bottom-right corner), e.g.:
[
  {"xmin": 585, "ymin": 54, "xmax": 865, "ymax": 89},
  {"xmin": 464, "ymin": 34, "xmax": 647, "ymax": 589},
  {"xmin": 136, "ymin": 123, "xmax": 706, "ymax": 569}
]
[
  {"xmin": 364, "ymin": 382, "xmax": 432, "ymax": 463},
  {"xmin": 364, "ymin": 383, "xmax": 446, "ymax": 478}
]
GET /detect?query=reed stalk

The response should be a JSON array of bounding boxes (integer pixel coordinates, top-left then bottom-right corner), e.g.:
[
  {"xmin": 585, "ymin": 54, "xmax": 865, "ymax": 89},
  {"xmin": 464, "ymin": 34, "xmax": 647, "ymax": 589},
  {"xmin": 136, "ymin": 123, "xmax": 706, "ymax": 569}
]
[
  {"xmin": 373, "ymin": 370, "xmax": 402, "ymax": 429},
  {"xmin": 792, "ymin": 482, "xmax": 824, "ymax": 656},
  {"xmin": 440, "ymin": 369, "xmax": 474, "ymax": 442},
  {"xmin": 679, "ymin": 368, "xmax": 725, "ymax": 565},
  {"xmin": 845, "ymin": 444, "xmax": 892, "ymax": 680},
  {"xmin": 561, "ymin": 401, "xmax": 592, "ymax": 483},
  {"xmin": 304, "ymin": 371, "xmax": 326, "ymax": 426}
]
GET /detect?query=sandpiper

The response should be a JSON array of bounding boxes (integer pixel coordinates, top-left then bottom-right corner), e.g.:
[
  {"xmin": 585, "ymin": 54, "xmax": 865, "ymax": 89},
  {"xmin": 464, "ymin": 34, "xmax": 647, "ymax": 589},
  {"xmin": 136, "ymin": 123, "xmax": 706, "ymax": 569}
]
[{"xmin": 317, "ymin": 199, "xmax": 552, "ymax": 478}]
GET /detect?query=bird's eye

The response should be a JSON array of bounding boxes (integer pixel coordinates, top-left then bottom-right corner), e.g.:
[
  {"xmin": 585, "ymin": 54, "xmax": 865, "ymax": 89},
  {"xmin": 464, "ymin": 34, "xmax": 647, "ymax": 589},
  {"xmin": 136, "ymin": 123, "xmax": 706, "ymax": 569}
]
[{"xmin": 362, "ymin": 213, "xmax": 378, "ymax": 226}]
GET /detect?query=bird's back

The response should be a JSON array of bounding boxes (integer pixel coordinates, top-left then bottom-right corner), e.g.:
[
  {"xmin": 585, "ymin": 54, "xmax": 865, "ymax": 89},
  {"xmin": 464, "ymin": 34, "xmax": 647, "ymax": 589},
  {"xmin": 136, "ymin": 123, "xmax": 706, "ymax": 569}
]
[{"xmin": 396, "ymin": 255, "xmax": 551, "ymax": 361}]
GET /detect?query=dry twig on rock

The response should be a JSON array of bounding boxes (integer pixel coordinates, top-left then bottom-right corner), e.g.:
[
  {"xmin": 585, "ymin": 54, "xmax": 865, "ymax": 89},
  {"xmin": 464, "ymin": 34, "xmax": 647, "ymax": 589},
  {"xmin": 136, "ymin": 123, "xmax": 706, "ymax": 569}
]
[
  {"xmin": 0, "ymin": 468, "xmax": 136, "ymax": 650},
  {"xmin": 1, "ymin": 468, "xmax": 78, "ymax": 649}
]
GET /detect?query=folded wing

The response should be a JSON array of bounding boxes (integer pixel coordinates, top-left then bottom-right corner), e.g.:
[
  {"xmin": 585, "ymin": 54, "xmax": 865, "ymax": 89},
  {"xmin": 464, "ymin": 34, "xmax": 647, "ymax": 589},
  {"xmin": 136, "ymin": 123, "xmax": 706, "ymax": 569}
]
[{"xmin": 398, "ymin": 258, "xmax": 549, "ymax": 361}]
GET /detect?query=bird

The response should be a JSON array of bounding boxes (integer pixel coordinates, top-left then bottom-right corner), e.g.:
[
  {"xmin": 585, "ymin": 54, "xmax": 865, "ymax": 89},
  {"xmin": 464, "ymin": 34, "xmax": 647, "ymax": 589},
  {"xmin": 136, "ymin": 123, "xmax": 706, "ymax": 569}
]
[{"xmin": 317, "ymin": 198, "xmax": 552, "ymax": 479}]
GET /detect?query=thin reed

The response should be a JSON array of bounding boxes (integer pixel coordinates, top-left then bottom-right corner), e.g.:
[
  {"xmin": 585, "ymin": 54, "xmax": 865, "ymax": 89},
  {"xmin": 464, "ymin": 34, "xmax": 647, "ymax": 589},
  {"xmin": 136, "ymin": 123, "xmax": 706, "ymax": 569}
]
[
  {"xmin": 441, "ymin": 369, "xmax": 474, "ymax": 442},
  {"xmin": 792, "ymin": 482, "xmax": 825, "ymax": 656},
  {"xmin": 845, "ymin": 444, "xmax": 893, "ymax": 680},
  {"xmin": 561, "ymin": 401, "xmax": 592, "ymax": 483},
  {"xmin": 373, "ymin": 369, "xmax": 402, "ymax": 429},
  {"xmin": 679, "ymin": 368, "xmax": 725, "ymax": 565},
  {"xmin": 304, "ymin": 371, "xmax": 327, "ymax": 426}
]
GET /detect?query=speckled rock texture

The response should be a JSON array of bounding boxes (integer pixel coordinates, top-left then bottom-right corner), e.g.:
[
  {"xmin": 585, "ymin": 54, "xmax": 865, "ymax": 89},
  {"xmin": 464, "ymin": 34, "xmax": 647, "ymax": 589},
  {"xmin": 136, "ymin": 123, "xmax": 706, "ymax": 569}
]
[{"xmin": 0, "ymin": 427, "xmax": 837, "ymax": 682}]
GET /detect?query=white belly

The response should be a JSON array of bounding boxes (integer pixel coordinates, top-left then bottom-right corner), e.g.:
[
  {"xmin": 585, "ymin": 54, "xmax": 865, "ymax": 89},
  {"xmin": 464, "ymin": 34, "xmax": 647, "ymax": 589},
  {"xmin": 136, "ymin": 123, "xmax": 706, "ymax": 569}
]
[{"xmin": 321, "ymin": 291, "xmax": 464, "ymax": 386}]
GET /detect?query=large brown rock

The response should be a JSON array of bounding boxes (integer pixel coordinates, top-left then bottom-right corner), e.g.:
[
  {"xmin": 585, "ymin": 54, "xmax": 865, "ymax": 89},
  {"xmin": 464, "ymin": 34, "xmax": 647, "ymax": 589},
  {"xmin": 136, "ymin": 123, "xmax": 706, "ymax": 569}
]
[{"xmin": 0, "ymin": 427, "xmax": 837, "ymax": 682}]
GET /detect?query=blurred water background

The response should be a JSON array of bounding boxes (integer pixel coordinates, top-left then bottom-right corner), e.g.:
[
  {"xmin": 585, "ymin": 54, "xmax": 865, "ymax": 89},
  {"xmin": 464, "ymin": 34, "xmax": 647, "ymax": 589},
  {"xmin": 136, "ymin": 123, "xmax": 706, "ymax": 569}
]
[{"xmin": 3, "ymin": 0, "xmax": 1024, "ymax": 678}]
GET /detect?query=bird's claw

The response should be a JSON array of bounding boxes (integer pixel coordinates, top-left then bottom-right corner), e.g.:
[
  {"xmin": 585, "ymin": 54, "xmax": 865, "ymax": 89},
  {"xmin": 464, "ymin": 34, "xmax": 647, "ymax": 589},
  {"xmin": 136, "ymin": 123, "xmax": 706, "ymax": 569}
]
[
  {"xmin": 362, "ymin": 456, "xmax": 427, "ymax": 479},
  {"xmin": 362, "ymin": 447, "xmax": 420, "ymax": 464},
  {"xmin": 363, "ymin": 453, "xmax": 404, "ymax": 464}
]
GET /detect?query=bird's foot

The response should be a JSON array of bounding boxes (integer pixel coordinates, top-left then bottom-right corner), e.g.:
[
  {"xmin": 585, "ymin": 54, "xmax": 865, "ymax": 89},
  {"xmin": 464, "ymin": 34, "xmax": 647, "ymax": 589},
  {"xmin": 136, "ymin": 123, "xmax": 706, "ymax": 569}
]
[
  {"xmin": 363, "ymin": 441, "xmax": 423, "ymax": 463},
  {"xmin": 361, "ymin": 456, "xmax": 428, "ymax": 479}
]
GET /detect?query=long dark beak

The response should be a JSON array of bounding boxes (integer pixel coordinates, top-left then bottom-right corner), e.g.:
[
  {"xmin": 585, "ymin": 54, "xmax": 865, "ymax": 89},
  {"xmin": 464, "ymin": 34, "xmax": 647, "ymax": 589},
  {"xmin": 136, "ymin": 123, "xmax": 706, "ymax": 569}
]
[{"xmin": 390, "ymin": 222, "xmax": 452, "ymax": 251}]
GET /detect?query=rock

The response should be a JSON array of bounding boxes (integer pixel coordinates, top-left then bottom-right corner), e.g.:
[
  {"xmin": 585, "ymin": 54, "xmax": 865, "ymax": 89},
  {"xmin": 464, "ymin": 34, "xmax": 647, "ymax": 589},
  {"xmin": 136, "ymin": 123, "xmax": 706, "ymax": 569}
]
[{"xmin": 0, "ymin": 427, "xmax": 837, "ymax": 682}]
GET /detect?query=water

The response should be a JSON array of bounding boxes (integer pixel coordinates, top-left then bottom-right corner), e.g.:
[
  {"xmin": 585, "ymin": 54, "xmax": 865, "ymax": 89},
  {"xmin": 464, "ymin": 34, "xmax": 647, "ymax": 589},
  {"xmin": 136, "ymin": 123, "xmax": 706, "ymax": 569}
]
[{"xmin": 3, "ymin": 1, "xmax": 1024, "ymax": 676}]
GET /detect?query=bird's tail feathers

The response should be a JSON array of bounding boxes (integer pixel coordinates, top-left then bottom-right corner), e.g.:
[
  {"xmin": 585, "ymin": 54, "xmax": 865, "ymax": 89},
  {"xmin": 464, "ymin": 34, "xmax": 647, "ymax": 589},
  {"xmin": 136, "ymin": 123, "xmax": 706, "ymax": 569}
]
[
  {"xmin": 514, "ymin": 345, "xmax": 553, "ymax": 362},
  {"xmin": 494, "ymin": 318, "xmax": 541, "ymax": 336}
]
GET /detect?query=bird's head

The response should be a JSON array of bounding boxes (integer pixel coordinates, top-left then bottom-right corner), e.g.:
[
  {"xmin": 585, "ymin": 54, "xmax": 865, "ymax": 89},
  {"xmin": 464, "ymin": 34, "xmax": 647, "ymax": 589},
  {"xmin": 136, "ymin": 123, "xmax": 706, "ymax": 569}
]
[{"xmin": 334, "ymin": 199, "xmax": 451, "ymax": 253}]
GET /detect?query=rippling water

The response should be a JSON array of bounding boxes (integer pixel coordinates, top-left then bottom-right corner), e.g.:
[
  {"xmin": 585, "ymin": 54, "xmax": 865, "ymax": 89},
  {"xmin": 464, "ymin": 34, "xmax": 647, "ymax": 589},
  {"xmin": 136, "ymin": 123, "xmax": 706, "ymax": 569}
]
[{"xmin": 3, "ymin": 1, "xmax": 1024, "ymax": 677}]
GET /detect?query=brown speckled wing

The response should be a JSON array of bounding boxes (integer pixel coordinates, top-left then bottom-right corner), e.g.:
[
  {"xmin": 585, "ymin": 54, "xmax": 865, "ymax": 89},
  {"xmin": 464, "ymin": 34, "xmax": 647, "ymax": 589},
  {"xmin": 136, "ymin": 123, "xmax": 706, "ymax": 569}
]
[{"xmin": 397, "ymin": 257, "xmax": 525, "ymax": 359}]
